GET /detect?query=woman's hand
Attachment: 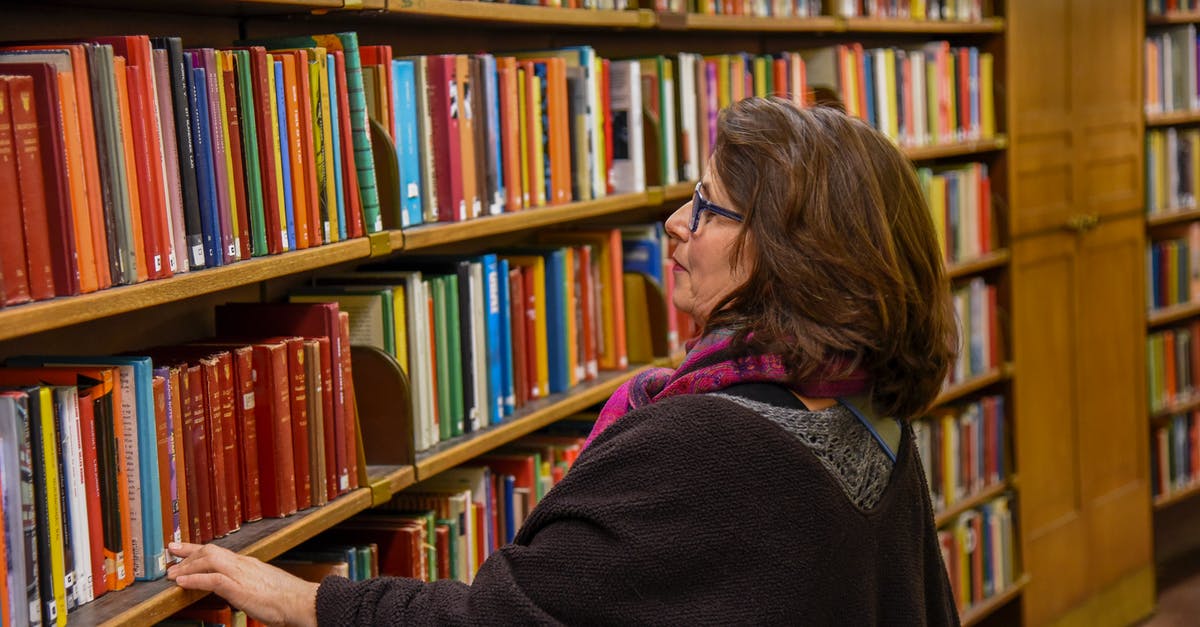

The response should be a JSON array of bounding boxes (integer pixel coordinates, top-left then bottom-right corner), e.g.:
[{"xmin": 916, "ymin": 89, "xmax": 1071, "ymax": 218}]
[{"xmin": 167, "ymin": 542, "xmax": 320, "ymax": 627}]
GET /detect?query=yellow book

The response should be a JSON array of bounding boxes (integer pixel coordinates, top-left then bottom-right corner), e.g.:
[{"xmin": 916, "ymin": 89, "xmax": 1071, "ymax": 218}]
[
  {"xmin": 393, "ymin": 284, "xmax": 408, "ymax": 374},
  {"xmin": 941, "ymin": 413, "xmax": 956, "ymax": 510},
  {"xmin": 312, "ymin": 49, "xmax": 340, "ymax": 243},
  {"xmin": 730, "ymin": 55, "xmax": 745, "ymax": 104},
  {"xmin": 266, "ymin": 54, "xmax": 290, "ymax": 251},
  {"xmin": 216, "ymin": 52, "xmax": 241, "ymax": 258},
  {"xmin": 931, "ymin": 174, "xmax": 947, "ymax": 260},
  {"xmin": 34, "ymin": 387, "xmax": 68, "ymax": 626},
  {"xmin": 980, "ymin": 53, "xmax": 995, "ymax": 139},
  {"xmin": 754, "ymin": 56, "xmax": 767, "ymax": 98},
  {"xmin": 530, "ymin": 71, "xmax": 547, "ymax": 208},
  {"xmin": 913, "ymin": 0, "xmax": 926, "ymax": 19},
  {"xmin": 517, "ymin": 68, "xmax": 530, "ymax": 209},
  {"xmin": 502, "ymin": 255, "xmax": 549, "ymax": 398},
  {"xmin": 885, "ymin": 49, "xmax": 899, "ymax": 143},
  {"xmin": 592, "ymin": 56, "xmax": 607, "ymax": 199},
  {"xmin": 714, "ymin": 55, "xmax": 731, "ymax": 109},
  {"xmin": 623, "ymin": 273, "xmax": 653, "ymax": 364},
  {"xmin": 947, "ymin": 54, "xmax": 958, "ymax": 141},
  {"xmin": 562, "ymin": 247, "xmax": 578, "ymax": 387},
  {"xmin": 842, "ymin": 47, "xmax": 860, "ymax": 119}
]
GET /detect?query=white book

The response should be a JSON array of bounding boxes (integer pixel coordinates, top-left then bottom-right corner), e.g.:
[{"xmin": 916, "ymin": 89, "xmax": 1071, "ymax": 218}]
[
  {"xmin": 677, "ymin": 53, "xmax": 700, "ymax": 183},
  {"xmin": 56, "ymin": 387, "xmax": 93, "ymax": 605},
  {"xmin": 469, "ymin": 262, "xmax": 490, "ymax": 432},
  {"xmin": 609, "ymin": 60, "xmax": 645, "ymax": 194},
  {"xmin": 0, "ymin": 398, "xmax": 31, "ymax": 627},
  {"xmin": 662, "ymin": 59, "xmax": 679, "ymax": 186},
  {"xmin": 911, "ymin": 51, "xmax": 928, "ymax": 146},
  {"xmin": 873, "ymin": 48, "xmax": 891, "ymax": 141}
]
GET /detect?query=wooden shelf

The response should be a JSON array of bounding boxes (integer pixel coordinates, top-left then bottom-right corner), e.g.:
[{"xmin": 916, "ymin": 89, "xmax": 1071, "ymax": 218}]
[
  {"xmin": 1154, "ymin": 479, "xmax": 1200, "ymax": 509},
  {"xmin": 68, "ymin": 465, "xmax": 414, "ymax": 627},
  {"xmin": 935, "ymin": 480, "xmax": 1010, "ymax": 527},
  {"xmin": 946, "ymin": 249, "xmax": 1010, "ymax": 280},
  {"xmin": 1146, "ymin": 109, "xmax": 1200, "ymax": 126},
  {"xmin": 414, "ymin": 364, "xmax": 653, "ymax": 479},
  {"xmin": 960, "ymin": 574, "xmax": 1030, "ymax": 627},
  {"xmin": 1148, "ymin": 12, "xmax": 1200, "ymax": 25},
  {"xmin": 382, "ymin": 0, "xmax": 654, "ymax": 27},
  {"xmin": 1148, "ymin": 207, "xmax": 1200, "ymax": 228},
  {"xmin": 843, "ymin": 16, "xmax": 1004, "ymax": 33},
  {"xmin": 1150, "ymin": 393, "xmax": 1200, "ymax": 421},
  {"xmin": 397, "ymin": 192, "xmax": 651, "ymax": 251},
  {"xmin": 1147, "ymin": 301, "xmax": 1200, "ymax": 329},
  {"xmin": 934, "ymin": 364, "xmax": 1012, "ymax": 407},
  {"xmin": 0, "ymin": 239, "xmax": 372, "ymax": 344},
  {"xmin": 682, "ymin": 13, "xmax": 839, "ymax": 31},
  {"xmin": 661, "ymin": 181, "xmax": 696, "ymax": 202},
  {"xmin": 902, "ymin": 136, "xmax": 1007, "ymax": 161}
]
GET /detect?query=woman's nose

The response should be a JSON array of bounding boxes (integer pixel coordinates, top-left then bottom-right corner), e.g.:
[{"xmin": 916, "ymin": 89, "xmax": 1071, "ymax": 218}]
[{"xmin": 664, "ymin": 202, "xmax": 691, "ymax": 242}]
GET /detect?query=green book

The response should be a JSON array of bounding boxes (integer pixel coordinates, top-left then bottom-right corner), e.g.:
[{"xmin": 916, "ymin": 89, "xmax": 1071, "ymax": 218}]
[
  {"xmin": 437, "ymin": 517, "xmax": 460, "ymax": 582},
  {"xmin": 288, "ymin": 287, "xmax": 396, "ymax": 357},
  {"xmin": 236, "ymin": 32, "xmax": 383, "ymax": 234},
  {"xmin": 232, "ymin": 50, "xmax": 268, "ymax": 256},
  {"xmin": 432, "ymin": 276, "xmax": 452, "ymax": 442},
  {"xmin": 444, "ymin": 273, "xmax": 464, "ymax": 438}
]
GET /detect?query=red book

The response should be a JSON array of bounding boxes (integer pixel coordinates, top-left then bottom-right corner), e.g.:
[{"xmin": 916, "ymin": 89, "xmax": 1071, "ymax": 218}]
[
  {"xmin": 74, "ymin": 384, "xmax": 107, "ymax": 598},
  {"xmin": 577, "ymin": 245, "xmax": 597, "ymax": 381},
  {"xmin": 191, "ymin": 343, "xmax": 262, "ymax": 523},
  {"xmin": 281, "ymin": 337, "xmax": 311, "ymax": 510},
  {"xmin": 496, "ymin": 57, "xmax": 522, "ymax": 212},
  {"xmin": 199, "ymin": 355, "xmax": 232, "ymax": 537},
  {"xmin": 123, "ymin": 63, "xmax": 170, "ymax": 279},
  {"xmin": 152, "ymin": 376, "xmax": 173, "ymax": 557},
  {"xmin": 331, "ymin": 51, "xmax": 363, "ymax": 238},
  {"xmin": 187, "ymin": 364, "xmax": 215, "ymax": 542},
  {"xmin": 522, "ymin": 265, "xmax": 539, "ymax": 399},
  {"xmin": 4, "ymin": 73, "xmax": 63, "ymax": 299},
  {"xmin": 214, "ymin": 352, "xmax": 242, "ymax": 530},
  {"xmin": 427, "ymin": 55, "xmax": 464, "ymax": 222},
  {"xmin": 240, "ymin": 46, "xmax": 285, "ymax": 255},
  {"xmin": 0, "ymin": 78, "xmax": 31, "ymax": 305},
  {"xmin": 509, "ymin": 267, "xmax": 528, "ymax": 409},
  {"xmin": 317, "ymin": 337, "xmax": 337, "ymax": 502},
  {"xmin": 221, "ymin": 54, "xmax": 252, "ymax": 261},
  {"xmin": 435, "ymin": 523, "xmax": 451, "ymax": 581},
  {"xmin": 339, "ymin": 312, "xmax": 359, "ymax": 491},
  {"xmin": 214, "ymin": 302, "xmax": 348, "ymax": 494}
]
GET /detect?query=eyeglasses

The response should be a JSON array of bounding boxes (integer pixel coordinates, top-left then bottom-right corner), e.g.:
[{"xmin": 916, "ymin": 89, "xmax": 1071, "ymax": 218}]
[{"xmin": 690, "ymin": 181, "xmax": 745, "ymax": 233}]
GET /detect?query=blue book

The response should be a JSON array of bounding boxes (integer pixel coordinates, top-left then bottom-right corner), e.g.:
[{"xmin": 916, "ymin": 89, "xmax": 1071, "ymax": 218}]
[
  {"xmin": 533, "ymin": 62, "xmax": 552, "ymax": 205},
  {"xmin": 620, "ymin": 226, "xmax": 664, "ymax": 287},
  {"xmin": 979, "ymin": 505, "xmax": 995, "ymax": 597},
  {"xmin": 502, "ymin": 474, "xmax": 516, "ymax": 544},
  {"xmin": 969, "ymin": 47, "xmax": 980, "ymax": 135},
  {"xmin": 11, "ymin": 355, "xmax": 166, "ymax": 581},
  {"xmin": 542, "ymin": 248, "xmax": 568, "ymax": 395},
  {"xmin": 188, "ymin": 65, "xmax": 222, "ymax": 268},
  {"xmin": 391, "ymin": 60, "xmax": 423, "ymax": 228},
  {"xmin": 275, "ymin": 60, "xmax": 296, "ymax": 251},
  {"xmin": 483, "ymin": 54, "xmax": 504, "ymax": 215},
  {"xmin": 497, "ymin": 258, "xmax": 515, "ymax": 418},
  {"xmin": 862, "ymin": 51, "xmax": 876, "ymax": 130},
  {"xmin": 329, "ymin": 65, "xmax": 348, "ymax": 241},
  {"xmin": 479, "ymin": 254, "xmax": 504, "ymax": 423}
]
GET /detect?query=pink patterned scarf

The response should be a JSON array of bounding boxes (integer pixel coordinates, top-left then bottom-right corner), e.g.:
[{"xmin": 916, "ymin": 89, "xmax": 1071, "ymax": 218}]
[{"xmin": 583, "ymin": 331, "xmax": 870, "ymax": 449}]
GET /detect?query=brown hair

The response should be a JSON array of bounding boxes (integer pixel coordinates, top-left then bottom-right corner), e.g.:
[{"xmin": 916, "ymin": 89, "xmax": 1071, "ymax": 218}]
[{"xmin": 707, "ymin": 97, "xmax": 956, "ymax": 420}]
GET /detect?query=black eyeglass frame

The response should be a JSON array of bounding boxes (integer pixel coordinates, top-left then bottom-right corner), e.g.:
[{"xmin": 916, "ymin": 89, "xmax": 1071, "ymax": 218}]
[{"xmin": 690, "ymin": 181, "xmax": 745, "ymax": 233}]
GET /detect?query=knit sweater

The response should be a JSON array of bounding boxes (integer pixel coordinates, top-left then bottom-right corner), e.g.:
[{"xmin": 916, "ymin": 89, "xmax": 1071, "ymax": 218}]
[{"xmin": 316, "ymin": 392, "xmax": 960, "ymax": 626}]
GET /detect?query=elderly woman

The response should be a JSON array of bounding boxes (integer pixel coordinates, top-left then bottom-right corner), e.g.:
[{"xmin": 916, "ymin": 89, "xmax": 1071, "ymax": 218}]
[{"xmin": 167, "ymin": 97, "xmax": 960, "ymax": 626}]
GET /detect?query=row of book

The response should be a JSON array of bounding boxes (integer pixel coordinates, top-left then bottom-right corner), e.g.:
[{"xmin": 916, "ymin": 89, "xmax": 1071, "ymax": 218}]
[
  {"xmin": 685, "ymin": 0, "xmax": 823, "ymax": 16},
  {"xmin": 1146, "ymin": 126, "xmax": 1200, "ymax": 215},
  {"xmin": 1149, "ymin": 1, "xmax": 1200, "ymax": 18},
  {"xmin": 1147, "ymin": 226, "xmax": 1200, "ymax": 311},
  {"xmin": 949, "ymin": 277, "xmax": 1001, "ymax": 386},
  {"xmin": 0, "ymin": 32, "xmax": 386, "ymax": 310},
  {"xmin": 1152, "ymin": 411, "xmax": 1200, "ymax": 500},
  {"xmin": 915, "ymin": 395, "xmax": 1008, "ymax": 515},
  {"xmin": 826, "ymin": 0, "xmax": 986, "ymax": 20},
  {"xmin": 918, "ymin": 162, "xmax": 994, "ymax": 266},
  {"xmin": 937, "ymin": 494, "xmax": 1017, "ymax": 614},
  {"xmin": 296, "ymin": 225, "xmax": 694, "ymax": 452},
  {"xmin": 0, "ymin": 299, "xmax": 365, "ymax": 625},
  {"xmin": 1148, "ymin": 322, "xmax": 1200, "ymax": 413},
  {"xmin": 1145, "ymin": 25, "xmax": 1200, "ymax": 115}
]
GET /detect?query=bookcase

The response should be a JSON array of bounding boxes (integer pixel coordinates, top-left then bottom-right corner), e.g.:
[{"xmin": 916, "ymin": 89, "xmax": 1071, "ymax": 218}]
[
  {"xmin": 0, "ymin": 1, "xmax": 1022, "ymax": 625},
  {"xmin": 1143, "ymin": 0, "xmax": 1200, "ymax": 601}
]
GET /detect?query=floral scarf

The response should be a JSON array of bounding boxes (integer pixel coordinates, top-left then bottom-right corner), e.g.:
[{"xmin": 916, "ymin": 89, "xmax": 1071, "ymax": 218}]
[{"xmin": 584, "ymin": 331, "xmax": 870, "ymax": 450}]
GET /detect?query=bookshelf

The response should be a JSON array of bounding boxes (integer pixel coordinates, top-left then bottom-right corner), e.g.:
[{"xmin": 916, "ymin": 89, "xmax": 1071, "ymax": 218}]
[
  {"xmin": 960, "ymin": 574, "xmax": 1030, "ymax": 627},
  {"xmin": 1144, "ymin": 3, "xmax": 1200, "ymax": 588},
  {"xmin": 0, "ymin": 1, "xmax": 1021, "ymax": 625},
  {"xmin": 934, "ymin": 479, "xmax": 1011, "ymax": 528}
]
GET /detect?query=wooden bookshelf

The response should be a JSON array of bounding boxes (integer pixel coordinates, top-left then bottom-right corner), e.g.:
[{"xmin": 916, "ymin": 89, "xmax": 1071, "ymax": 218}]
[
  {"xmin": 902, "ymin": 136, "xmax": 1007, "ymax": 161},
  {"xmin": 1146, "ymin": 109, "xmax": 1200, "ymax": 126},
  {"xmin": 68, "ymin": 465, "xmax": 414, "ymax": 627},
  {"xmin": 842, "ymin": 17, "xmax": 1004, "ymax": 34},
  {"xmin": 396, "ymin": 192, "xmax": 651, "ymax": 251},
  {"xmin": 946, "ymin": 249, "xmax": 1010, "ymax": 280},
  {"xmin": 960, "ymin": 574, "xmax": 1030, "ymax": 627},
  {"xmin": 662, "ymin": 180, "xmax": 696, "ymax": 202},
  {"xmin": 1147, "ymin": 301, "xmax": 1200, "ymax": 329},
  {"xmin": 414, "ymin": 364, "xmax": 652, "ymax": 479},
  {"xmin": 381, "ymin": 0, "xmax": 654, "ymax": 27},
  {"xmin": 933, "ymin": 364, "xmax": 1011, "ymax": 407},
  {"xmin": 1147, "ymin": 207, "xmax": 1200, "ymax": 228},
  {"xmin": 0, "ymin": 239, "xmax": 372, "ymax": 344},
  {"xmin": 1154, "ymin": 479, "xmax": 1200, "ymax": 509},
  {"xmin": 682, "ymin": 13, "xmax": 839, "ymax": 31},
  {"xmin": 934, "ymin": 480, "xmax": 1010, "ymax": 527},
  {"xmin": 1148, "ymin": 12, "xmax": 1200, "ymax": 26}
]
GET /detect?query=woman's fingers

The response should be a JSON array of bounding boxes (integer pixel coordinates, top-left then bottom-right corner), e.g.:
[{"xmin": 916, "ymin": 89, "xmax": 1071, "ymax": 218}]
[
  {"xmin": 173, "ymin": 571, "xmax": 237, "ymax": 596},
  {"xmin": 167, "ymin": 542, "xmax": 204, "ymax": 559}
]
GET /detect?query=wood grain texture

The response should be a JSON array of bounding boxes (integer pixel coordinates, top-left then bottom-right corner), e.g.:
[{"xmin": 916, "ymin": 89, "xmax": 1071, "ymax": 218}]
[
  {"xmin": 946, "ymin": 249, "xmax": 1010, "ymax": 280},
  {"xmin": 934, "ymin": 480, "xmax": 1012, "ymax": 528},
  {"xmin": 960, "ymin": 574, "xmax": 1030, "ymax": 627},
  {"xmin": 902, "ymin": 136, "xmax": 1007, "ymax": 162},
  {"xmin": 843, "ymin": 16, "xmax": 1004, "ymax": 33},
  {"xmin": 1146, "ymin": 109, "xmax": 1200, "ymax": 126},
  {"xmin": 384, "ymin": 0, "xmax": 653, "ymax": 27}
]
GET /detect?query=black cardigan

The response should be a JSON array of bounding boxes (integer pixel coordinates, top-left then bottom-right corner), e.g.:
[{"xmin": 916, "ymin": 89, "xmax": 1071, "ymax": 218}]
[{"xmin": 316, "ymin": 393, "xmax": 960, "ymax": 625}]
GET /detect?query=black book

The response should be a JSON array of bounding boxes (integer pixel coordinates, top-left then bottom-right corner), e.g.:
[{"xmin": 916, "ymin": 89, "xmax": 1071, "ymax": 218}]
[{"xmin": 151, "ymin": 36, "xmax": 205, "ymax": 270}]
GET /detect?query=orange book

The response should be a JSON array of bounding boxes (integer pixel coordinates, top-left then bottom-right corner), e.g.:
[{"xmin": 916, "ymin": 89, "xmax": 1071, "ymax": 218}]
[
  {"xmin": 495, "ymin": 57, "xmax": 523, "ymax": 212},
  {"xmin": 113, "ymin": 57, "xmax": 149, "ymax": 283},
  {"xmin": 292, "ymin": 50, "xmax": 323, "ymax": 247},
  {"xmin": 167, "ymin": 366, "xmax": 191, "ymax": 550},
  {"xmin": 280, "ymin": 54, "xmax": 310, "ymax": 249},
  {"xmin": 549, "ymin": 57, "xmax": 570, "ymax": 205},
  {"xmin": 454, "ymin": 54, "xmax": 480, "ymax": 220}
]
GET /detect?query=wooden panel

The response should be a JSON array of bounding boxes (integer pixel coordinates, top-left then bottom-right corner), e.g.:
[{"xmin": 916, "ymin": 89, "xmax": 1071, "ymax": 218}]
[
  {"xmin": 1009, "ymin": 0, "xmax": 1073, "ymax": 237},
  {"xmin": 1012, "ymin": 230, "xmax": 1089, "ymax": 623},
  {"xmin": 1075, "ymin": 217, "xmax": 1152, "ymax": 590}
]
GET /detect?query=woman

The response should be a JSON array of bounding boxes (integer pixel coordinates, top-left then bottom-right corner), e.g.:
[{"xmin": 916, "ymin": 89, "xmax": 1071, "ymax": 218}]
[{"xmin": 167, "ymin": 97, "xmax": 960, "ymax": 625}]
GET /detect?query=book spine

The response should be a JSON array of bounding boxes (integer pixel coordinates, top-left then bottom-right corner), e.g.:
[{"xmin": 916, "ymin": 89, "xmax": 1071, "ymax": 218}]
[
  {"xmin": 202, "ymin": 361, "xmax": 230, "ymax": 538},
  {"xmin": 233, "ymin": 51, "xmax": 268, "ymax": 257},
  {"xmin": 286, "ymin": 339, "xmax": 312, "ymax": 510},
  {"xmin": 339, "ymin": 312, "xmax": 359, "ymax": 490},
  {"xmin": 152, "ymin": 48, "xmax": 190, "ymax": 274},
  {"xmin": 153, "ymin": 369, "xmax": 182, "ymax": 552},
  {"xmin": 221, "ymin": 54, "xmax": 252, "ymax": 261},
  {"xmin": 31, "ymin": 388, "xmax": 67, "ymax": 626},
  {"xmin": 275, "ymin": 60, "xmax": 297, "ymax": 252},
  {"xmin": 318, "ymin": 338, "xmax": 338, "ymax": 501},
  {"xmin": 0, "ymin": 79, "xmax": 33, "ymax": 305},
  {"xmin": 6, "ymin": 76, "xmax": 58, "ymax": 300},
  {"xmin": 186, "ymin": 366, "xmax": 214, "ymax": 542},
  {"xmin": 218, "ymin": 356, "xmax": 242, "ymax": 530},
  {"xmin": 188, "ymin": 66, "xmax": 222, "ymax": 268},
  {"xmin": 233, "ymin": 349, "xmax": 262, "ymax": 523},
  {"xmin": 335, "ymin": 32, "xmax": 382, "ymax": 233},
  {"xmin": 75, "ymin": 392, "xmax": 107, "ymax": 599},
  {"xmin": 202, "ymin": 50, "xmax": 235, "ymax": 265}
]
